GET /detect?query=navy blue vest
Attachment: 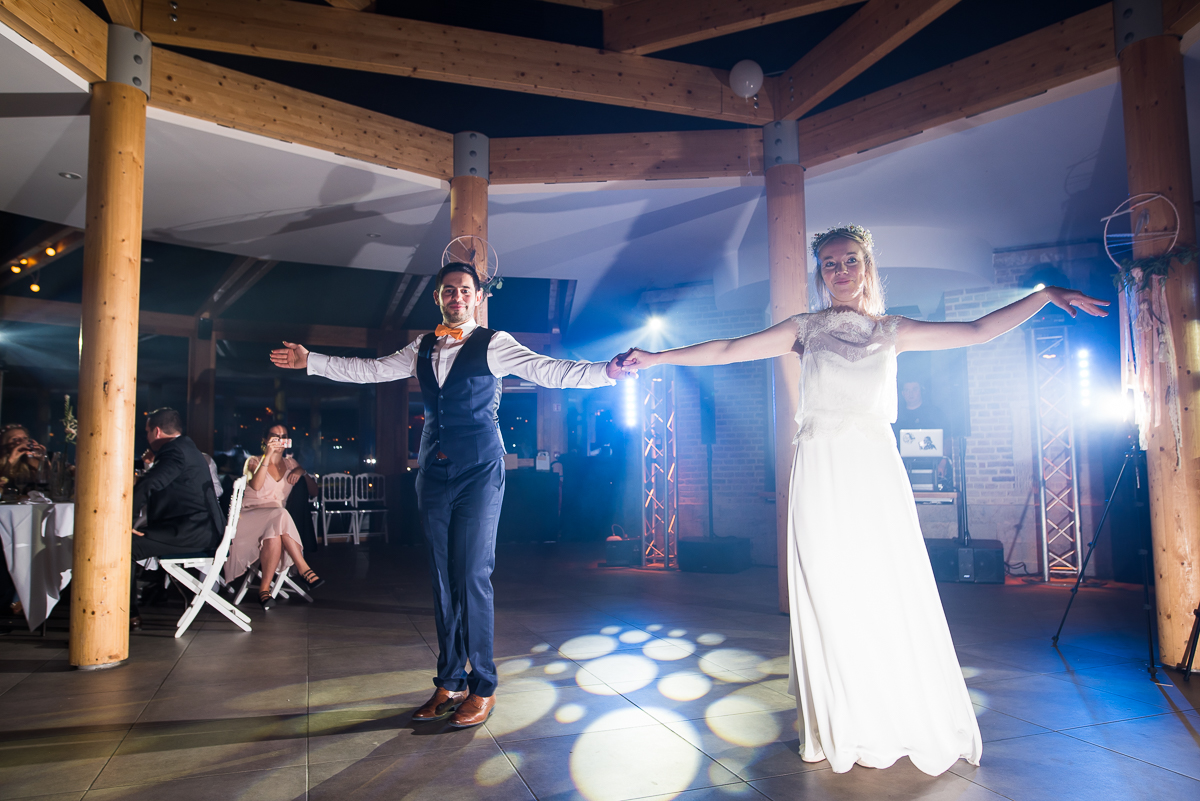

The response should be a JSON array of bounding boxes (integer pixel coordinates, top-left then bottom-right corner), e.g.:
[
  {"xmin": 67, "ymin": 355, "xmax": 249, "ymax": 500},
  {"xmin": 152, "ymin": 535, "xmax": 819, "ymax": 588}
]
[{"xmin": 416, "ymin": 328, "xmax": 506, "ymax": 470}]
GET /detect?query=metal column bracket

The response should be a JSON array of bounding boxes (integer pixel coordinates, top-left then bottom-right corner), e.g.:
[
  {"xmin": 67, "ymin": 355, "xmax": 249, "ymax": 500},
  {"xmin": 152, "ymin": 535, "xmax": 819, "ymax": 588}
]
[
  {"xmin": 106, "ymin": 25, "xmax": 152, "ymax": 96},
  {"xmin": 454, "ymin": 131, "xmax": 489, "ymax": 180},
  {"xmin": 762, "ymin": 120, "xmax": 800, "ymax": 168},
  {"xmin": 1113, "ymin": 0, "xmax": 1164, "ymax": 55}
]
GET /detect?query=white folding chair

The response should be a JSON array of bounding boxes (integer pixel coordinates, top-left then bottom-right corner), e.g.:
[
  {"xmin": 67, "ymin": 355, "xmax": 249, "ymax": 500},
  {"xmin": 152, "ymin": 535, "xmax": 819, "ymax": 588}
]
[
  {"xmin": 320, "ymin": 473, "xmax": 358, "ymax": 544},
  {"xmin": 159, "ymin": 477, "xmax": 252, "ymax": 638},
  {"xmin": 354, "ymin": 473, "xmax": 388, "ymax": 543}
]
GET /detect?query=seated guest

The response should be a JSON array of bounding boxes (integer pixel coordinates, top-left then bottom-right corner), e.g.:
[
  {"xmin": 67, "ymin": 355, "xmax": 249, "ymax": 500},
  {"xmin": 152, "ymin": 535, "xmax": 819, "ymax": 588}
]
[
  {"xmin": 130, "ymin": 408, "xmax": 225, "ymax": 627},
  {"xmin": 1, "ymin": 424, "xmax": 46, "ymax": 490},
  {"xmin": 226, "ymin": 424, "xmax": 323, "ymax": 610}
]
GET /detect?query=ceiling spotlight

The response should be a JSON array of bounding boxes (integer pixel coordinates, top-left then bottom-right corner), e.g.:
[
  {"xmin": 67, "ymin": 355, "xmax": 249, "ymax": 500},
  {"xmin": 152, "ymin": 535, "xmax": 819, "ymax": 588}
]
[
  {"xmin": 19, "ymin": 259, "xmax": 28, "ymax": 265},
  {"xmin": 30, "ymin": 283, "xmax": 40, "ymax": 293},
  {"xmin": 366, "ymin": 233, "xmax": 382, "ymax": 238},
  {"xmin": 45, "ymin": 247, "xmax": 56, "ymax": 257},
  {"xmin": 9, "ymin": 265, "xmax": 19, "ymax": 274},
  {"xmin": 58, "ymin": 172, "xmax": 81, "ymax": 180},
  {"xmin": 142, "ymin": 257, "xmax": 154, "ymax": 263}
]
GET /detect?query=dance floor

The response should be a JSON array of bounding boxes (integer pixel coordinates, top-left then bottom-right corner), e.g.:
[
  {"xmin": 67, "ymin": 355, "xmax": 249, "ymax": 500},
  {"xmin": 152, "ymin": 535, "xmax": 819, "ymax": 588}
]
[{"xmin": 0, "ymin": 542, "xmax": 1197, "ymax": 800}]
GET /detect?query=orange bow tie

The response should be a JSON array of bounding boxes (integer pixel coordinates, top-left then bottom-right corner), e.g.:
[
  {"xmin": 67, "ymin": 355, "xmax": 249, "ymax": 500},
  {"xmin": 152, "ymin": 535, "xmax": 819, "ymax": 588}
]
[{"xmin": 434, "ymin": 324, "xmax": 465, "ymax": 341}]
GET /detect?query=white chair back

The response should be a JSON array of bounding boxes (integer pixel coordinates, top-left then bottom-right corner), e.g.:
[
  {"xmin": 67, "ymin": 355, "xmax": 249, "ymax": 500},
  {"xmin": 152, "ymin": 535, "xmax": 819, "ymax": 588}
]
[
  {"xmin": 354, "ymin": 473, "xmax": 386, "ymax": 505},
  {"xmin": 215, "ymin": 476, "xmax": 247, "ymax": 562},
  {"xmin": 321, "ymin": 473, "xmax": 355, "ymax": 504}
]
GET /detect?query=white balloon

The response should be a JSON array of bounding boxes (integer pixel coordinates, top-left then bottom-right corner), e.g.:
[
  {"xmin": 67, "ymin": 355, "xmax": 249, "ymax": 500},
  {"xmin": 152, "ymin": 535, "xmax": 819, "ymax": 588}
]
[{"xmin": 729, "ymin": 59, "xmax": 763, "ymax": 99}]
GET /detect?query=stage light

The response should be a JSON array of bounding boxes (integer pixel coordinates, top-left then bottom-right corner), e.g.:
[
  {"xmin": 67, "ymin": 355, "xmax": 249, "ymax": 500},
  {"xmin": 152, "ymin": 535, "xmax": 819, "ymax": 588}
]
[
  {"xmin": 1034, "ymin": 283, "xmax": 1046, "ymax": 291},
  {"xmin": 620, "ymin": 376, "xmax": 639, "ymax": 429},
  {"xmin": 1096, "ymin": 391, "xmax": 1134, "ymax": 422},
  {"xmin": 646, "ymin": 316, "xmax": 664, "ymax": 331},
  {"xmin": 1076, "ymin": 348, "xmax": 1091, "ymax": 407}
]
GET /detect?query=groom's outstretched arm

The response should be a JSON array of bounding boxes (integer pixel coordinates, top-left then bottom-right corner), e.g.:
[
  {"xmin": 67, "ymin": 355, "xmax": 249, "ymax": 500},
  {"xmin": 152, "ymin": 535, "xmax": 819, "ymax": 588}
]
[
  {"xmin": 270, "ymin": 339, "xmax": 420, "ymax": 384},
  {"xmin": 488, "ymin": 332, "xmax": 621, "ymax": 388}
]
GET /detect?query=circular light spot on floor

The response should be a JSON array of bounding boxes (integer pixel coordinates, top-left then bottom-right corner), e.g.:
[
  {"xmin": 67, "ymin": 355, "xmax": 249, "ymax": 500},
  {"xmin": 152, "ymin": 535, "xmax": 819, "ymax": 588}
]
[
  {"xmin": 706, "ymin": 693, "xmax": 770, "ymax": 720},
  {"xmin": 570, "ymin": 709, "xmax": 700, "ymax": 801},
  {"xmin": 544, "ymin": 661, "xmax": 569, "ymax": 675},
  {"xmin": 668, "ymin": 628, "xmax": 687, "ymax": 638},
  {"xmin": 757, "ymin": 656, "xmax": 789, "ymax": 675},
  {"xmin": 646, "ymin": 624, "xmax": 663, "ymax": 632},
  {"xmin": 581, "ymin": 654, "xmax": 658, "ymax": 693},
  {"xmin": 699, "ymin": 648, "xmax": 762, "ymax": 673},
  {"xmin": 531, "ymin": 643, "xmax": 550, "ymax": 654},
  {"xmin": 706, "ymin": 707, "xmax": 782, "ymax": 747},
  {"xmin": 658, "ymin": 671, "xmax": 712, "ymax": 701},
  {"xmin": 601, "ymin": 625, "xmax": 621, "ymax": 635},
  {"xmin": 475, "ymin": 753, "xmax": 518, "ymax": 786},
  {"xmin": 484, "ymin": 681, "xmax": 557, "ymax": 736},
  {"xmin": 961, "ymin": 666, "xmax": 982, "ymax": 679},
  {"xmin": 498, "ymin": 657, "xmax": 533, "ymax": 676},
  {"xmin": 643, "ymin": 638, "xmax": 696, "ymax": 661},
  {"xmin": 697, "ymin": 655, "xmax": 750, "ymax": 683},
  {"xmin": 697, "ymin": 633, "xmax": 727, "ymax": 646},
  {"xmin": 968, "ymin": 688, "xmax": 989, "ymax": 706},
  {"xmin": 556, "ymin": 703, "xmax": 586, "ymax": 723},
  {"xmin": 619, "ymin": 629, "xmax": 652, "ymax": 644},
  {"xmin": 559, "ymin": 634, "xmax": 617, "ymax": 660}
]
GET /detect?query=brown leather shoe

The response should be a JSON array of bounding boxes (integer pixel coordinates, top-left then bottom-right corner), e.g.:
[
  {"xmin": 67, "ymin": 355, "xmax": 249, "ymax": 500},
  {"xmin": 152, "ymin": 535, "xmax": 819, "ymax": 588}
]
[
  {"xmin": 447, "ymin": 694, "xmax": 495, "ymax": 728},
  {"xmin": 412, "ymin": 687, "xmax": 468, "ymax": 722}
]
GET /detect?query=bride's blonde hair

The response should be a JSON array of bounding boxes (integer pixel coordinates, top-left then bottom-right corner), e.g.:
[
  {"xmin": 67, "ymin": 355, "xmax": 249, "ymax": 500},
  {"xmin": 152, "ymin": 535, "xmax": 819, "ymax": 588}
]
[{"xmin": 811, "ymin": 225, "xmax": 886, "ymax": 316}]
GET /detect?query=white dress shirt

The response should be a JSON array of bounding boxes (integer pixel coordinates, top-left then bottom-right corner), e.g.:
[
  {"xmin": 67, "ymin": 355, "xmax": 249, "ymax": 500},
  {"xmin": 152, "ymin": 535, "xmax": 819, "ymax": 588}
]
[{"xmin": 307, "ymin": 319, "xmax": 614, "ymax": 389}]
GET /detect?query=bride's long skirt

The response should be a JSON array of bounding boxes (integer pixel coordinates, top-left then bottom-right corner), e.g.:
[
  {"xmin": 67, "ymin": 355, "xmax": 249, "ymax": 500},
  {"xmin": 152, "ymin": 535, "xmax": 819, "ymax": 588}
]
[{"xmin": 786, "ymin": 424, "xmax": 983, "ymax": 776}]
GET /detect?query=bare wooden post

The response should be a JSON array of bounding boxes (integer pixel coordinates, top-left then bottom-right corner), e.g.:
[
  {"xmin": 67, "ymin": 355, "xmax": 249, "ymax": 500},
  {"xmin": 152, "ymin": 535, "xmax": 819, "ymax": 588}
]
[
  {"xmin": 1117, "ymin": 18, "xmax": 1200, "ymax": 669},
  {"xmin": 764, "ymin": 121, "xmax": 807, "ymax": 614},
  {"xmin": 451, "ymin": 132, "xmax": 490, "ymax": 326},
  {"xmin": 186, "ymin": 326, "xmax": 216, "ymax": 454},
  {"xmin": 71, "ymin": 27, "xmax": 151, "ymax": 668}
]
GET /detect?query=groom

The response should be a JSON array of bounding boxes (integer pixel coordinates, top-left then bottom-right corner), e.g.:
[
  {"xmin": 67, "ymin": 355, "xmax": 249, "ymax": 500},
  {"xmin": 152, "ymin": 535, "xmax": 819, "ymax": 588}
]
[{"xmin": 270, "ymin": 262, "xmax": 632, "ymax": 727}]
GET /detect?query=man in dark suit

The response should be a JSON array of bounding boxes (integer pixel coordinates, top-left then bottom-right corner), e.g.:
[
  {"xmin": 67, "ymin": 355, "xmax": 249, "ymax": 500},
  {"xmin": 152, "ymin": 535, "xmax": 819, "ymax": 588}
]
[{"xmin": 130, "ymin": 408, "xmax": 225, "ymax": 625}]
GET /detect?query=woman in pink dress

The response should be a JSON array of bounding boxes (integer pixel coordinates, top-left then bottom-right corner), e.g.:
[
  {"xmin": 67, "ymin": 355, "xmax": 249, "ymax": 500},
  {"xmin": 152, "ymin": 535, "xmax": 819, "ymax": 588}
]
[{"xmin": 227, "ymin": 424, "xmax": 323, "ymax": 609}]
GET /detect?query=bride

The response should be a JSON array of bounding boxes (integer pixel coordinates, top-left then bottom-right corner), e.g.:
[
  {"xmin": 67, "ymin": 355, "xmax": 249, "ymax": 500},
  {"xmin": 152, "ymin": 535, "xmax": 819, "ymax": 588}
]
[{"xmin": 622, "ymin": 225, "xmax": 1108, "ymax": 775}]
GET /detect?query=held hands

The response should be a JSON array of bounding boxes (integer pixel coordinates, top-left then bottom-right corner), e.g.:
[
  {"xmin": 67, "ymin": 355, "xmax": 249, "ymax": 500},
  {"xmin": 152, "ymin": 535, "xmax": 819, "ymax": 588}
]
[
  {"xmin": 617, "ymin": 349, "xmax": 660, "ymax": 371},
  {"xmin": 1042, "ymin": 287, "xmax": 1110, "ymax": 318},
  {"xmin": 606, "ymin": 349, "xmax": 641, "ymax": 380},
  {"xmin": 270, "ymin": 342, "xmax": 309, "ymax": 370}
]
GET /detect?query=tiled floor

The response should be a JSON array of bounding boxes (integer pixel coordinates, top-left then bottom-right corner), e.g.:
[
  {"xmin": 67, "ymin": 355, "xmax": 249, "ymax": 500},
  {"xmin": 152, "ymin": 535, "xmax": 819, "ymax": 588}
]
[{"xmin": 1, "ymin": 542, "xmax": 1197, "ymax": 800}]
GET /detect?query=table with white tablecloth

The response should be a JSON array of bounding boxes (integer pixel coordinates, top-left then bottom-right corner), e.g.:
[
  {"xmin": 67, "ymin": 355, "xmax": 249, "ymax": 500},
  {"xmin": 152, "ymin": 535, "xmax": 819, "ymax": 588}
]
[{"xmin": 0, "ymin": 503, "xmax": 73, "ymax": 630}]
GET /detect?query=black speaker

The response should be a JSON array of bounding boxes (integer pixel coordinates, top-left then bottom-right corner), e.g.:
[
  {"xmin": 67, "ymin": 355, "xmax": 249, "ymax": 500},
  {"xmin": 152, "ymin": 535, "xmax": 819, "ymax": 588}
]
[
  {"xmin": 603, "ymin": 539, "xmax": 641, "ymax": 567},
  {"xmin": 924, "ymin": 538, "xmax": 1004, "ymax": 584},
  {"xmin": 697, "ymin": 366, "xmax": 716, "ymax": 445},
  {"xmin": 679, "ymin": 537, "xmax": 752, "ymax": 573}
]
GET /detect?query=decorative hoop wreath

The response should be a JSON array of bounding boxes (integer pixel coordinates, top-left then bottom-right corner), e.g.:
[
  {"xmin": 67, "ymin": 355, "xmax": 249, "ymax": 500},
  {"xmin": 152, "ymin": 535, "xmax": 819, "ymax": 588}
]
[{"xmin": 442, "ymin": 236, "xmax": 502, "ymax": 295}]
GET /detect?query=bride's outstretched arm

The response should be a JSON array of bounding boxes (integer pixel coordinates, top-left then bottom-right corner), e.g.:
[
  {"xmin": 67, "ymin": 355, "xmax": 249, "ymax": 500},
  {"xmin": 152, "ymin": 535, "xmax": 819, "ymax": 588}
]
[
  {"xmin": 621, "ymin": 318, "xmax": 799, "ymax": 370},
  {"xmin": 895, "ymin": 286, "xmax": 1109, "ymax": 354}
]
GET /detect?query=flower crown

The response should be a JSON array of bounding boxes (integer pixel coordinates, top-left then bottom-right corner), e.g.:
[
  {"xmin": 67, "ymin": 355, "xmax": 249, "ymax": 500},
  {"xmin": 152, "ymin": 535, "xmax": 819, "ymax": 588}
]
[{"xmin": 810, "ymin": 224, "xmax": 874, "ymax": 260}]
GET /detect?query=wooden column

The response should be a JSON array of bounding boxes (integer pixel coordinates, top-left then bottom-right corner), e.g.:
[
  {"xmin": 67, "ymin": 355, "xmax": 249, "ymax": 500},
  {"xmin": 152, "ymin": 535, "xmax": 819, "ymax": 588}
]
[
  {"xmin": 452, "ymin": 131, "xmax": 490, "ymax": 326},
  {"xmin": 766, "ymin": 152, "xmax": 806, "ymax": 614},
  {"xmin": 1118, "ymin": 32, "xmax": 1200, "ymax": 669},
  {"xmin": 186, "ymin": 328, "xmax": 216, "ymax": 454},
  {"xmin": 70, "ymin": 77, "xmax": 147, "ymax": 667}
]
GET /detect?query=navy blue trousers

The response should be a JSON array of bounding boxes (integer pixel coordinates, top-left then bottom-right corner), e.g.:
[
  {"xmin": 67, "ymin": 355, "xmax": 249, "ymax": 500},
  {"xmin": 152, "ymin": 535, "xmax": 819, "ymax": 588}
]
[{"xmin": 416, "ymin": 458, "xmax": 504, "ymax": 697}]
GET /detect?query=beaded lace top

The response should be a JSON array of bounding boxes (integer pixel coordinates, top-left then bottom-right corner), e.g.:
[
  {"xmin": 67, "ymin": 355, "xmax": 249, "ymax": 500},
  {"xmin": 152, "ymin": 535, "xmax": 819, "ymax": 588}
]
[{"xmin": 791, "ymin": 309, "xmax": 901, "ymax": 442}]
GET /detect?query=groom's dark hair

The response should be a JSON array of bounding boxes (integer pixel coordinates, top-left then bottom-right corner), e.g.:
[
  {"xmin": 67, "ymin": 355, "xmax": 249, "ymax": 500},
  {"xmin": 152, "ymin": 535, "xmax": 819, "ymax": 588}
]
[{"xmin": 436, "ymin": 262, "xmax": 481, "ymax": 291}]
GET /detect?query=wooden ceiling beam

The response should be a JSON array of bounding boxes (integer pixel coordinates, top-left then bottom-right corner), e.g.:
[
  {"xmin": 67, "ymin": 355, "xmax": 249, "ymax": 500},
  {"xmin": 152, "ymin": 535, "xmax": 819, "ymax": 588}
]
[
  {"xmin": 0, "ymin": 226, "xmax": 84, "ymax": 291},
  {"xmin": 102, "ymin": 0, "xmax": 142, "ymax": 29},
  {"xmin": 776, "ymin": 0, "xmax": 961, "ymax": 120},
  {"xmin": 324, "ymin": 0, "xmax": 375, "ymax": 10},
  {"xmin": 0, "ymin": 0, "xmax": 108, "ymax": 83},
  {"xmin": 490, "ymin": 128, "xmax": 763, "ymax": 184},
  {"xmin": 150, "ymin": 48, "xmax": 453, "ymax": 180},
  {"xmin": 140, "ymin": 0, "xmax": 775, "ymax": 124},
  {"xmin": 604, "ymin": 0, "xmax": 857, "ymax": 55},
  {"xmin": 795, "ymin": 5, "xmax": 1117, "ymax": 168}
]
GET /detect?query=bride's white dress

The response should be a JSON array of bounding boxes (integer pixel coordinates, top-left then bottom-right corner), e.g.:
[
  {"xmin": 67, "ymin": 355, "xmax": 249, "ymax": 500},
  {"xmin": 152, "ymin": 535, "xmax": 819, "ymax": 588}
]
[{"xmin": 785, "ymin": 309, "xmax": 982, "ymax": 776}]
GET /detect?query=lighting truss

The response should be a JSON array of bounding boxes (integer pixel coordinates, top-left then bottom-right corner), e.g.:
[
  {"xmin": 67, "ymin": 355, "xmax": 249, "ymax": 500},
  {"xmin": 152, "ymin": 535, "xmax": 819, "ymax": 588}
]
[
  {"xmin": 1029, "ymin": 327, "xmax": 1083, "ymax": 580},
  {"xmin": 641, "ymin": 370, "xmax": 678, "ymax": 569}
]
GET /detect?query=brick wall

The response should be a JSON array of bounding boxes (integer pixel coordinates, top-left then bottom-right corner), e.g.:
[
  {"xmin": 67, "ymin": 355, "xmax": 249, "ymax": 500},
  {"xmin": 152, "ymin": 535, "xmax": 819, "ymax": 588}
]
[{"xmin": 642, "ymin": 285, "xmax": 777, "ymax": 565}]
